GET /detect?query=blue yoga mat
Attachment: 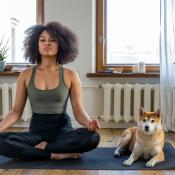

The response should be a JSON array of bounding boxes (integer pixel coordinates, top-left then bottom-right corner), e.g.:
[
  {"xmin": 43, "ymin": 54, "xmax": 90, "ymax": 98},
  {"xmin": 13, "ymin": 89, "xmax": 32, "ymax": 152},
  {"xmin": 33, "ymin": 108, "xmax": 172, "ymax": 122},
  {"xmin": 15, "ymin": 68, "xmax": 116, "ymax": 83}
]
[{"xmin": 0, "ymin": 142, "xmax": 174, "ymax": 170}]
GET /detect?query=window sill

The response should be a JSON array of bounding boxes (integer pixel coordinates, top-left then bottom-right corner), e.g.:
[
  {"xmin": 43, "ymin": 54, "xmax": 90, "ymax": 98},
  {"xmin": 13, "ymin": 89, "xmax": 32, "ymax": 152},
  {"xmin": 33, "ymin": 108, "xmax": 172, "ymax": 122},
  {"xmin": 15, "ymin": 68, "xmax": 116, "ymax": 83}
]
[
  {"xmin": 0, "ymin": 63, "xmax": 33, "ymax": 76},
  {"xmin": 86, "ymin": 72, "xmax": 160, "ymax": 78},
  {"xmin": 0, "ymin": 71, "xmax": 160, "ymax": 78},
  {"xmin": 0, "ymin": 71, "xmax": 20, "ymax": 76}
]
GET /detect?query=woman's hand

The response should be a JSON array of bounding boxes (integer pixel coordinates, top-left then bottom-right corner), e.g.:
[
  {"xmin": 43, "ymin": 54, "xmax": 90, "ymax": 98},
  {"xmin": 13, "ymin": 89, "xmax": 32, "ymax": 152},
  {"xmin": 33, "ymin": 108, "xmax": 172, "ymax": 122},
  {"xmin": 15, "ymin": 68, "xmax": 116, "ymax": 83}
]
[{"xmin": 88, "ymin": 119, "xmax": 100, "ymax": 131}]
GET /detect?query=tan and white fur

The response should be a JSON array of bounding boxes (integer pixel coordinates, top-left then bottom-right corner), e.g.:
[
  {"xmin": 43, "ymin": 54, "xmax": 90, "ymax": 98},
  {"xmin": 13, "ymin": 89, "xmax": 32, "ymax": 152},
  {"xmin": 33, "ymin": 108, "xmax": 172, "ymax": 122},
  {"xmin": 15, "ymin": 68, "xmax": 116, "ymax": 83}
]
[{"xmin": 114, "ymin": 107, "xmax": 164, "ymax": 167}]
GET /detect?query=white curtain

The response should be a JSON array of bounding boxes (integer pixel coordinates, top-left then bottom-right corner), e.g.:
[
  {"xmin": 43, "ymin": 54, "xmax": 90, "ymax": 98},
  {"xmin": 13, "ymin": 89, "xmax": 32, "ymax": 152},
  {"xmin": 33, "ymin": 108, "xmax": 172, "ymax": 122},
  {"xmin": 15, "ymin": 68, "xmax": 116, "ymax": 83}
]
[{"xmin": 160, "ymin": 0, "xmax": 175, "ymax": 131}]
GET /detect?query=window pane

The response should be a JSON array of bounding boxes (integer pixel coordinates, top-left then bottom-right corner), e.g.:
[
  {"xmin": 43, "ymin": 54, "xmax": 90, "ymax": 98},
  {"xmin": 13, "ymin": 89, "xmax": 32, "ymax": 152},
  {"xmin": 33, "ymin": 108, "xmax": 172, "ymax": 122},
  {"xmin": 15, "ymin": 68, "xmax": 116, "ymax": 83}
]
[
  {"xmin": 0, "ymin": 0, "xmax": 36, "ymax": 63},
  {"xmin": 106, "ymin": 0, "xmax": 160, "ymax": 64}
]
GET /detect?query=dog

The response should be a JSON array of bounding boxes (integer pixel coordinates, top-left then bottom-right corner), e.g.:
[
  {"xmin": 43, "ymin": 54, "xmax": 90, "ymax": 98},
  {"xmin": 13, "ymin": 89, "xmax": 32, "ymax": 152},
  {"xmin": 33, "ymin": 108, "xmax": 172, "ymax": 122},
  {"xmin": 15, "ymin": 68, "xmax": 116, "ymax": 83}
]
[{"xmin": 114, "ymin": 107, "xmax": 165, "ymax": 167}]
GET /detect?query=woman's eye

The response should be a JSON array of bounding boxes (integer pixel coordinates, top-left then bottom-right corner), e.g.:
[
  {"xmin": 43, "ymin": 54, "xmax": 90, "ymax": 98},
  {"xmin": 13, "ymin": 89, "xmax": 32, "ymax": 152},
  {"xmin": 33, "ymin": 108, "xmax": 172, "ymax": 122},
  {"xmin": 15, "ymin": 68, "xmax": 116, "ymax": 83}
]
[{"xmin": 50, "ymin": 39, "xmax": 56, "ymax": 42}]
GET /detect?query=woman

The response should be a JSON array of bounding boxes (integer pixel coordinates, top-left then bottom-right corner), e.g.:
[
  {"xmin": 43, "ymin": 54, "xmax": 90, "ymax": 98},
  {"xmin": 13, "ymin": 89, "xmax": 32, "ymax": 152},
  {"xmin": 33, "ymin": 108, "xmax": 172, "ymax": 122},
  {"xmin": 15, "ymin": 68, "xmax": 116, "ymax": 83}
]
[{"xmin": 0, "ymin": 21, "xmax": 100, "ymax": 160}]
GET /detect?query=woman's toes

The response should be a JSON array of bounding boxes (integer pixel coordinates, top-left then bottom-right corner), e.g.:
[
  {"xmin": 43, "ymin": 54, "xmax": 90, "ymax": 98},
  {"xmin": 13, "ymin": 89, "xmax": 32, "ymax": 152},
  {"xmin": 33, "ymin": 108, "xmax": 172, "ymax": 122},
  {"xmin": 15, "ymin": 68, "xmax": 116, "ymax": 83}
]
[
  {"xmin": 35, "ymin": 141, "xmax": 48, "ymax": 150},
  {"xmin": 72, "ymin": 153, "xmax": 81, "ymax": 159}
]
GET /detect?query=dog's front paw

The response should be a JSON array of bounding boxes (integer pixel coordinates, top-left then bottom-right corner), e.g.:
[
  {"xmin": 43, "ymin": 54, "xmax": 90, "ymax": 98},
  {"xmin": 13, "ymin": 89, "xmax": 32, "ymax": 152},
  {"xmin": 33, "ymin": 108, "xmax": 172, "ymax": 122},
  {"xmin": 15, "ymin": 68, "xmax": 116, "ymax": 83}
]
[
  {"xmin": 123, "ymin": 159, "xmax": 133, "ymax": 166},
  {"xmin": 114, "ymin": 149, "xmax": 120, "ymax": 157},
  {"xmin": 114, "ymin": 147, "xmax": 122, "ymax": 157},
  {"xmin": 146, "ymin": 160, "xmax": 156, "ymax": 167}
]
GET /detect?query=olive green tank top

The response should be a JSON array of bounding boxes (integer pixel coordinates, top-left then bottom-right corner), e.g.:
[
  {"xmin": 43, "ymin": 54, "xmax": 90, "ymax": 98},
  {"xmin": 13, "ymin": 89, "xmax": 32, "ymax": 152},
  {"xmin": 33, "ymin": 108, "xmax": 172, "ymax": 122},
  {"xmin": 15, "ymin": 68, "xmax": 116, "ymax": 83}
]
[{"xmin": 27, "ymin": 66, "xmax": 70, "ymax": 114}]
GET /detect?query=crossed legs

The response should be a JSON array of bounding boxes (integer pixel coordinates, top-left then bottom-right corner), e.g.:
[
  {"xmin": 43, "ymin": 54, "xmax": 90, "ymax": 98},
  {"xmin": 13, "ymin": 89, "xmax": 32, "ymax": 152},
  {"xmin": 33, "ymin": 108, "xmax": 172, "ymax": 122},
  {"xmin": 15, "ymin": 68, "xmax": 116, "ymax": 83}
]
[{"xmin": 0, "ymin": 128, "xmax": 100, "ymax": 160}]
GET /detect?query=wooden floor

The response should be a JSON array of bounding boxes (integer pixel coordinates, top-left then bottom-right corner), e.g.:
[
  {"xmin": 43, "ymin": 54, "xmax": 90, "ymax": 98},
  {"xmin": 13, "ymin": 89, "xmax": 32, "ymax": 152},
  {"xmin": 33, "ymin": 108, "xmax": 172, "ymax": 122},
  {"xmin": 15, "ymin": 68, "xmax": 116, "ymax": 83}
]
[{"xmin": 0, "ymin": 128, "xmax": 175, "ymax": 175}]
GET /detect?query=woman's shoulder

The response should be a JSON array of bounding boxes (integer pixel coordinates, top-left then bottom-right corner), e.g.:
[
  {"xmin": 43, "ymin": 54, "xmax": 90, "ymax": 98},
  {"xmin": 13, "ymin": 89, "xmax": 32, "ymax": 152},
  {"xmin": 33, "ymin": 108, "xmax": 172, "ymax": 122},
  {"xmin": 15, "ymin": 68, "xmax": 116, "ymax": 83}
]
[
  {"xmin": 19, "ymin": 67, "xmax": 33, "ymax": 77},
  {"xmin": 63, "ymin": 67, "xmax": 79, "ymax": 78},
  {"xmin": 17, "ymin": 67, "xmax": 34, "ymax": 88},
  {"xmin": 17, "ymin": 67, "xmax": 34, "ymax": 84}
]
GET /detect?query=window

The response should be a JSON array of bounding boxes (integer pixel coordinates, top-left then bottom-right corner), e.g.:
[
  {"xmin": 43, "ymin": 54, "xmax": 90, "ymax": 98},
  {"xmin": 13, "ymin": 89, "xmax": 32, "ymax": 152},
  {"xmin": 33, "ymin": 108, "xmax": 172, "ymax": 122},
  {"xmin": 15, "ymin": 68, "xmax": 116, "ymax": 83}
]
[
  {"xmin": 96, "ymin": 0, "xmax": 160, "ymax": 73},
  {"xmin": 0, "ymin": 0, "xmax": 44, "ymax": 63}
]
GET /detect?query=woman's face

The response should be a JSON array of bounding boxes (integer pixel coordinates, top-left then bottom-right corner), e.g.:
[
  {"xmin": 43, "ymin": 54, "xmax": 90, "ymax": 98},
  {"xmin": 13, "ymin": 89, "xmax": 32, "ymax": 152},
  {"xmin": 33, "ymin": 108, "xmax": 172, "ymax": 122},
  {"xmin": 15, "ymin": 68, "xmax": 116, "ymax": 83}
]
[{"xmin": 38, "ymin": 30, "xmax": 59, "ymax": 57}]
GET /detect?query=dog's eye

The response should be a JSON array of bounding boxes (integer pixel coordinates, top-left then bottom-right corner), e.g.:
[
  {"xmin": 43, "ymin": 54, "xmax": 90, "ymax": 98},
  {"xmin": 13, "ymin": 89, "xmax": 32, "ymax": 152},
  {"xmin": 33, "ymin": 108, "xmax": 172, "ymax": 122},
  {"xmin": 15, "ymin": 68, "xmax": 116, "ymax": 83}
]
[
  {"xmin": 143, "ymin": 119, "xmax": 147, "ymax": 122},
  {"xmin": 151, "ymin": 119, "xmax": 155, "ymax": 123}
]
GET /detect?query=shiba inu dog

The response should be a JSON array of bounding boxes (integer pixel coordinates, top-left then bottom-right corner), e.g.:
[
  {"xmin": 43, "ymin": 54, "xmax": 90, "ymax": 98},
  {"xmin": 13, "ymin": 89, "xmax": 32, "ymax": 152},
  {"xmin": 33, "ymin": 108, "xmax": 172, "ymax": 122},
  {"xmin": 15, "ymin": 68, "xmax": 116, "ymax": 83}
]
[{"xmin": 114, "ymin": 107, "xmax": 165, "ymax": 167}]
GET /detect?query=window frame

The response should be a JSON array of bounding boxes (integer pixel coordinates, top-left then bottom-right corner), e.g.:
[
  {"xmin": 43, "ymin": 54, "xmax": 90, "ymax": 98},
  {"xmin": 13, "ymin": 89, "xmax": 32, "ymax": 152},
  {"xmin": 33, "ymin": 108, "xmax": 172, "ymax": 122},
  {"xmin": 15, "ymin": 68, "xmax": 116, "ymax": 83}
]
[
  {"xmin": 37, "ymin": 0, "xmax": 44, "ymax": 24},
  {"xmin": 96, "ymin": 0, "xmax": 159, "ymax": 73}
]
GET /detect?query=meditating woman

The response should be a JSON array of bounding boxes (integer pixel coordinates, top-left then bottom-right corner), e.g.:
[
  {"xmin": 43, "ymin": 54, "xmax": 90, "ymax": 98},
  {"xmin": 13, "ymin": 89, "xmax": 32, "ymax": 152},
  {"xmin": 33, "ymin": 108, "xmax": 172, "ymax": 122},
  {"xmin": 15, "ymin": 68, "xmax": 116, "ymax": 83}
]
[{"xmin": 0, "ymin": 21, "xmax": 100, "ymax": 160}]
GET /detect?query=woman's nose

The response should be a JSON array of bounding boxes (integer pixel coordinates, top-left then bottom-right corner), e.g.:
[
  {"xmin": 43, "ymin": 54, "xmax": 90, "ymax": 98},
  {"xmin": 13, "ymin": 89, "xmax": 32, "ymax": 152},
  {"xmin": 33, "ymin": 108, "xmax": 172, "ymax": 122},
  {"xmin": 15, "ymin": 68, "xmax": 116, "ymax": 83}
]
[{"xmin": 44, "ymin": 40, "xmax": 51, "ymax": 45}]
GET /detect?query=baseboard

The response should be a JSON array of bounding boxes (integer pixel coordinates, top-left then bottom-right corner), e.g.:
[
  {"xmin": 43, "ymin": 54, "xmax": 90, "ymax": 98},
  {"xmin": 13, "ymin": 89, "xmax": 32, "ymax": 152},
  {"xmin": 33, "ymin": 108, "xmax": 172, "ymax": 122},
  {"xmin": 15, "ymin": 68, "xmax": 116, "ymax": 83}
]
[{"xmin": 98, "ymin": 120, "xmax": 137, "ymax": 128}]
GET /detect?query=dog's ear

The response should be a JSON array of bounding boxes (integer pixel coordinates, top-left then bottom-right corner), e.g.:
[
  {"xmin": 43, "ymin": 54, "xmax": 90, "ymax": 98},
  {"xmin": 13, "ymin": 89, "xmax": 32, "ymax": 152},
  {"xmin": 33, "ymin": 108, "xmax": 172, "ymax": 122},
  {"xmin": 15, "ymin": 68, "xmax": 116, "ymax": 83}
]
[
  {"xmin": 139, "ymin": 107, "xmax": 144, "ymax": 116},
  {"xmin": 155, "ymin": 108, "xmax": 160, "ymax": 117}
]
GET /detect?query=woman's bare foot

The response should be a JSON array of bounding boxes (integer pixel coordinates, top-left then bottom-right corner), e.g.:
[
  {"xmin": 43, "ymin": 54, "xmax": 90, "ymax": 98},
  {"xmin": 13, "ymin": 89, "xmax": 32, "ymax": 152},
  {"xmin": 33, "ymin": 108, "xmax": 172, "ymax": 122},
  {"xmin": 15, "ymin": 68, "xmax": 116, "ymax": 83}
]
[
  {"xmin": 51, "ymin": 153, "xmax": 81, "ymax": 160},
  {"xmin": 35, "ymin": 141, "xmax": 48, "ymax": 150}
]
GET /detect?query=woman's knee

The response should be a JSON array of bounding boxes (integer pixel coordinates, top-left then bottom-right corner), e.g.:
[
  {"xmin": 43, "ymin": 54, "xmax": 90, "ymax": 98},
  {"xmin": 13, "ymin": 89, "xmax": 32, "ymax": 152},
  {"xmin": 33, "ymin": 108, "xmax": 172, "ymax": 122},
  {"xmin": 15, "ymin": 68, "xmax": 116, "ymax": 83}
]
[
  {"xmin": 81, "ymin": 128, "xmax": 100, "ymax": 147},
  {"xmin": 74, "ymin": 127, "xmax": 100, "ymax": 147},
  {"xmin": 90, "ymin": 131, "xmax": 100, "ymax": 147}
]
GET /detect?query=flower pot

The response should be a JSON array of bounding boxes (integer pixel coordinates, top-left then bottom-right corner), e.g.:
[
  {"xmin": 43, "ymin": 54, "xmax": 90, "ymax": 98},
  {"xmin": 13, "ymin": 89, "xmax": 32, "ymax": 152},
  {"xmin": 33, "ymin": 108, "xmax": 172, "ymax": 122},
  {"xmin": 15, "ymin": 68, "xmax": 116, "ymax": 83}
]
[{"xmin": 0, "ymin": 61, "xmax": 6, "ymax": 71}]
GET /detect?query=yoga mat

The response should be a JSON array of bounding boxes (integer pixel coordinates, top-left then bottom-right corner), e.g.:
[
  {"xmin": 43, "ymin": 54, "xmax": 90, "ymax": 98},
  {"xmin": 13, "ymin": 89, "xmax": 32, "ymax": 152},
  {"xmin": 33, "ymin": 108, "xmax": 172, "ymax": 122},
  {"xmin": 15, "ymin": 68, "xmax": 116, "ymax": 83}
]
[{"xmin": 0, "ymin": 142, "xmax": 174, "ymax": 170}]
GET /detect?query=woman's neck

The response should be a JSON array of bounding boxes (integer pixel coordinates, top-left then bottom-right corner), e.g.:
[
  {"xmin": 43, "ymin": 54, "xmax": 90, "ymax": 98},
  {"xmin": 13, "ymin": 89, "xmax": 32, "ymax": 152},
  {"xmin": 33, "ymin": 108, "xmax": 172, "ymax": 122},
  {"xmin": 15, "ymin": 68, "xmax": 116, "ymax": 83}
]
[{"xmin": 38, "ymin": 57, "xmax": 60, "ymax": 71}]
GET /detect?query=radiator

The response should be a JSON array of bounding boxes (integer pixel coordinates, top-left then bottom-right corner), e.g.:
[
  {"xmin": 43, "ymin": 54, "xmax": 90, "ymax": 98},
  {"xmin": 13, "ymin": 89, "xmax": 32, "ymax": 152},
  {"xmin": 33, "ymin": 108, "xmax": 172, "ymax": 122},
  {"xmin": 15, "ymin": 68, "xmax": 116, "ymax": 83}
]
[
  {"xmin": 0, "ymin": 83, "xmax": 32, "ymax": 121},
  {"xmin": 101, "ymin": 83, "xmax": 160, "ymax": 122}
]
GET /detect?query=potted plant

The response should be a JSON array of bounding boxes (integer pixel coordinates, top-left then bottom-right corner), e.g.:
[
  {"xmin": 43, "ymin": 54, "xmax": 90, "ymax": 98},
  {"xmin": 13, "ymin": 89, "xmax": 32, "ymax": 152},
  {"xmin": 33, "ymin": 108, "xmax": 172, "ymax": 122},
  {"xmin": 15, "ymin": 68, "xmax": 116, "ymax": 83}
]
[{"xmin": 0, "ymin": 37, "xmax": 9, "ymax": 71}]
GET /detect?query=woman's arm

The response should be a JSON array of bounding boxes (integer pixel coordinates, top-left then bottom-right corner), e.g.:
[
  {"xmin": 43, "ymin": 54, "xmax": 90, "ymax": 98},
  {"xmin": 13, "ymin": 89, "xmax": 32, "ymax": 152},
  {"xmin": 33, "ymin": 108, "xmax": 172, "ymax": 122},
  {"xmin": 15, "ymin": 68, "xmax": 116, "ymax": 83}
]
[
  {"xmin": 70, "ymin": 70, "xmax": 100, "ymax": 131},
  {"xmin": 0, "ymin": 70, "xmax": 28, "ymax": 132}
]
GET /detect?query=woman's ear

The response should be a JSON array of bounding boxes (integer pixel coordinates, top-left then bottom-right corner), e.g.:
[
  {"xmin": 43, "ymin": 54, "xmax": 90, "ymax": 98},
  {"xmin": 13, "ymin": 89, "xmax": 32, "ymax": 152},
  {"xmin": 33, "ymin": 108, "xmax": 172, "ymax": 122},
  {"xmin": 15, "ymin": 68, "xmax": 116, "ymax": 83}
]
[{"xmin": 139, "ymin": 107, "xmax": 144, "ymax": 116}]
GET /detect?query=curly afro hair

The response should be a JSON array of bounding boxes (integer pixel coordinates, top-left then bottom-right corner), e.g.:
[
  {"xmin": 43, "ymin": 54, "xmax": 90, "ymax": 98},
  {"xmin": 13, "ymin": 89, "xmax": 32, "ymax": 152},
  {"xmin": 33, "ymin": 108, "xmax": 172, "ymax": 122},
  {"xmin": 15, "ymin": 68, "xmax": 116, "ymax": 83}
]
[{"xmin": 23, "ymin": 21, "xmax": 79, "ymax": 64}]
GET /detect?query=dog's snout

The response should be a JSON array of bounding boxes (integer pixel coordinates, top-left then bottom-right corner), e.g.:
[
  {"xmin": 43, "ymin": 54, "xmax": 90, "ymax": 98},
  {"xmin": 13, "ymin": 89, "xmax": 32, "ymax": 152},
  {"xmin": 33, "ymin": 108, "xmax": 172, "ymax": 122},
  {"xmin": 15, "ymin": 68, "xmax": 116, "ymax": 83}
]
[{"xmin": 145, "ymin": 126, "xmax": 149, "ymax": 131}]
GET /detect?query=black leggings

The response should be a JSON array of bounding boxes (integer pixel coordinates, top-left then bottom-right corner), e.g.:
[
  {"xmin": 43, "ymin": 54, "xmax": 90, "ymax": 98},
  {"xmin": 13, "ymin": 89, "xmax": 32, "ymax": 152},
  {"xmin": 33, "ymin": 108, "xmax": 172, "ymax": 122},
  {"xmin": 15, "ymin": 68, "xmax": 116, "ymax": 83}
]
[{"xmin": 0, "ymin": 113, "xmax": 100, "ymax": 160}]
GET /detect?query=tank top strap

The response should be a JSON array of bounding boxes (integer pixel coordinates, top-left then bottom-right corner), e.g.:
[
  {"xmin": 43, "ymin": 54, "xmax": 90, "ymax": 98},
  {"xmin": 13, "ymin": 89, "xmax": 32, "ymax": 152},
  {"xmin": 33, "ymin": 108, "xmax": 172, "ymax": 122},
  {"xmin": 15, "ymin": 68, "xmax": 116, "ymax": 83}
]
[
  {"xmin": 29, "ymin": 66, "xmax": 37, "ymax": 87},
  {"xmin": 59, "ymin": 65, "xmax": 65, "ymax": 86}
]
